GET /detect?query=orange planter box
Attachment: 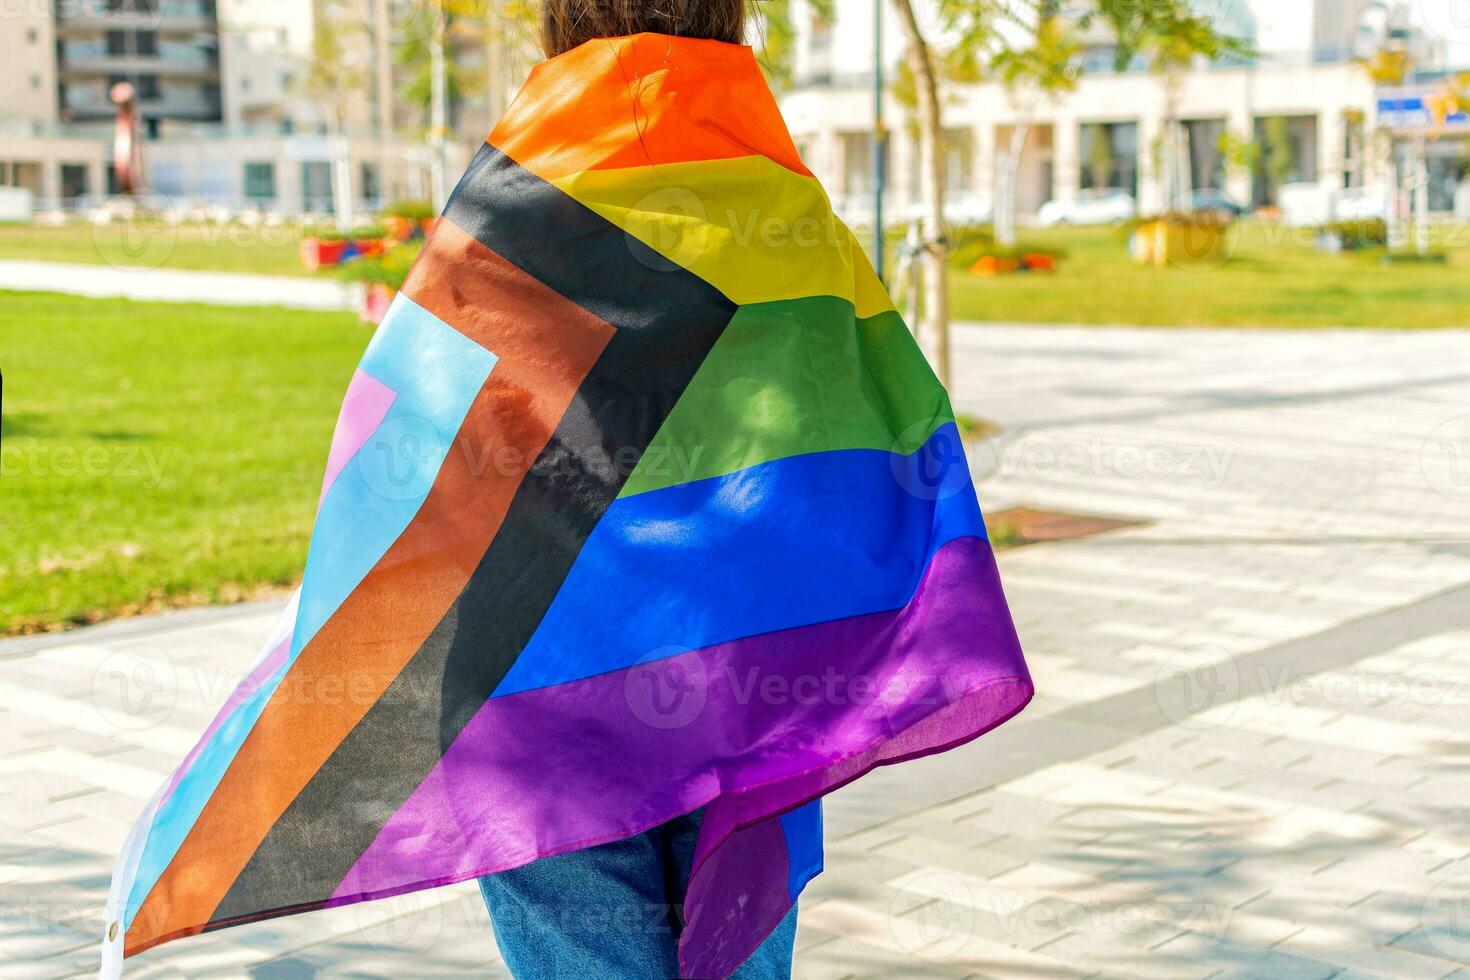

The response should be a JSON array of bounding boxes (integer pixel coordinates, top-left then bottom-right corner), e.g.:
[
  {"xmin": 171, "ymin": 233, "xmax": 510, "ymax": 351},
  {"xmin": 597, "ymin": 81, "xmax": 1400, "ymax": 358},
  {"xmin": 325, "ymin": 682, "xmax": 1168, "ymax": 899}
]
[{"xmin": 970, "ymin": 255, "xmax": 1021, "ymax": 276}]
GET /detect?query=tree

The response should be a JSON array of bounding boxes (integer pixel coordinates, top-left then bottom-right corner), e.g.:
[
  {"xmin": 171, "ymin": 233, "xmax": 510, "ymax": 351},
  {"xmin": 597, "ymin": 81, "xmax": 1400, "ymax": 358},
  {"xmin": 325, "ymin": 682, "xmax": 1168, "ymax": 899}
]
[
  {"xmin": 892, "ymin": 0, "xmax": 953, "ymax": 389},
  {"xmin": 1260, "ymin": 115, "xmax": 1295, "ymax": 204},
  {"xmin": 1217, "ymin": 126, "xmax": 1259, "ymax": 190},
  {"xmin": 304, "ymin": 0, "xmax": 369, "ymax": 229},
  {"xmin": 1084, "ymin": 123, "xmax": 1116, "ymax": 189},
  {"xmin": 1108, "ymin": 2, "xmax": 1247, "ymax": 207},
  {"xmin": 889, "ymin": 0, "xmax": 1242, "ymax": 391},
  {"xmin": 755, "ymin": 0, "xmax": 834, "ymax": 91},
  {"xmin": 989, "ymin": 11, "xmax": 1078, "ymax": 246}
]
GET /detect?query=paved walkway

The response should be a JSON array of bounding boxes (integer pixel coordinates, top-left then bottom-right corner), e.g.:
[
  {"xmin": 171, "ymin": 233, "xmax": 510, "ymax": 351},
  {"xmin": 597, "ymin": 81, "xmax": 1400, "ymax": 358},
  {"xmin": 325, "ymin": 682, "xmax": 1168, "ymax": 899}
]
[
  {"xmin": 0, "ymin": 261, "xmax": 355, "ymax": 311},
  {"xmin": 3, "ymin": 325, "xmax": 1468, "ymax": 978}
]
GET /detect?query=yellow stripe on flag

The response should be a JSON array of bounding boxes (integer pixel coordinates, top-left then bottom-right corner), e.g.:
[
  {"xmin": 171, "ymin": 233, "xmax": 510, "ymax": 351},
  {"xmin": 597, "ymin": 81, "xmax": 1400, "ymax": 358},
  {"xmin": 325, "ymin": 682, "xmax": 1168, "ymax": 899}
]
[{"xmin": 551, "ymin": 156, "xmax": 895, "ymax": 319}]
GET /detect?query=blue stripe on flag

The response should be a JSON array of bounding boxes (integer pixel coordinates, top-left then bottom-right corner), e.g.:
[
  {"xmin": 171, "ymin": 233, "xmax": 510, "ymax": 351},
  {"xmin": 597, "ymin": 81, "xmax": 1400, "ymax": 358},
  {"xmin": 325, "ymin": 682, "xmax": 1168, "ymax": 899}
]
[
  {"xmin": 779, "ymin": 800, "xmax": 824, "ymax": 900},
  {"xmin": 496, "ymin": 422, "xmax": 983, "ymax": 696}
]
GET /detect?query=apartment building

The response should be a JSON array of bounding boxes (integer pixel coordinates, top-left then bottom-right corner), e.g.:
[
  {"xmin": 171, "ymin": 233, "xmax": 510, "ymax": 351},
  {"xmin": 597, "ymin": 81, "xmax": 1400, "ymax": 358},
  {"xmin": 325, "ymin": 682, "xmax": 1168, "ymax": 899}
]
[
  {"xmin": 0, "ymin": 0, "xmax": 527, "ymax": 214},
  {"xmin": 779, "ymin": 0, "xmax": 1463, "ymax": 225}
]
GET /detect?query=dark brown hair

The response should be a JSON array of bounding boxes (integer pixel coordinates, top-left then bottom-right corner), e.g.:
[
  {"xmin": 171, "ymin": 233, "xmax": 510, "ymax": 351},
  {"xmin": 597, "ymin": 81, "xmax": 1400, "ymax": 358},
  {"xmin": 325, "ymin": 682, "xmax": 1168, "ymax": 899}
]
[{"xmin": 539, "ymin": 0, "xmax": 750, "ymax": 57}]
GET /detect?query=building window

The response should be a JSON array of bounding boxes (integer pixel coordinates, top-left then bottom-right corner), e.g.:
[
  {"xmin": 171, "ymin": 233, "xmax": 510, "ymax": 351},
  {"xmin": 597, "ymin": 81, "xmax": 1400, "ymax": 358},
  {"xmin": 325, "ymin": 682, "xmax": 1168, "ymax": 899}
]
[
  {"xmin": 136, "ymin": 75, "xmax": 160, "ymax": 100},
  {"xmin": 60, "ymin": 163, "xmax": 89, "ymax": 201},
  {"xmin": 1183, "ymin": 119, "xmax": 1227, "ymax": 192},
  {"xmin": 1080, "ymin": 121, "xmax": 1139, "ymax": 194},
  {"xmin": 301, "ymin": 160, "xmax": 333, "ymax": 212},
  {"xmin": 26, "ymin": 28, "xmax": 37, "ymax": 44},
  {"xmin": 360, "ymin": 162, "xmax": 380, "ymax": 205},
  {"xmin": 106, "ymin": 30, "xmax": 128, "ymax": 56},
  {"xmin": 244, "ymin": 161, "xmax": 275, "ymax": 202},
  {"xmin": 1252, "ymin": 115, "xmax": 1318, "ymax": 207},
  {"xmin": 841, "ymin": 131, "xmax": 887, "ymax": 195},
  {"xmin": 136, "ymin": 31, "xmax": 157, "ymax": 56},
  {"xmin": 31, "ymin": 73, "xmax": 41, "ymax": 91},
  {"xmin": 942, "ymin": 128, "xmax": 973, "ymax": 195}
]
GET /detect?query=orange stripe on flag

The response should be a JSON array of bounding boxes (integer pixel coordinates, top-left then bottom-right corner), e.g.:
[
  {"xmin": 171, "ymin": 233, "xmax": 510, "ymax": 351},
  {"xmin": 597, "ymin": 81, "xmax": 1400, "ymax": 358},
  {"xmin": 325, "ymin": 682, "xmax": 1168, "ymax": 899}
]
[{"xmin": 489, "ymin": 33, "xmax": 811, "ymax": 182}]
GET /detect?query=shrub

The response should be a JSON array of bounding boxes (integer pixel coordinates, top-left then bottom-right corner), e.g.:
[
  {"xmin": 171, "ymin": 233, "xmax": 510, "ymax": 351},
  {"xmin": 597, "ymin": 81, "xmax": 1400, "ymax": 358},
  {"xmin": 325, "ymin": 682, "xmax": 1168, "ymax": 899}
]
[
  {"xmin": 383, "ymin": 199, "xmax": 436, "ymax": 220},
  {"xmin": 1318, "ymin": 218, "xmax": 1387, "ymax": 250},
  {"xmin": 338, "ymin": 241, "xmax": 423, "ymax": 289}
]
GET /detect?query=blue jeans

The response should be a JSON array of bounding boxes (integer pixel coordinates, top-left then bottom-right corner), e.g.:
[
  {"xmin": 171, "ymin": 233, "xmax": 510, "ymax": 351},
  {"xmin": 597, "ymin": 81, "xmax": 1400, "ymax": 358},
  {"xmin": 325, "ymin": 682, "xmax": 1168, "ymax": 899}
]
[{"xmin": 479, "ymin": 809, "xmax": 797, "ymax": 979}]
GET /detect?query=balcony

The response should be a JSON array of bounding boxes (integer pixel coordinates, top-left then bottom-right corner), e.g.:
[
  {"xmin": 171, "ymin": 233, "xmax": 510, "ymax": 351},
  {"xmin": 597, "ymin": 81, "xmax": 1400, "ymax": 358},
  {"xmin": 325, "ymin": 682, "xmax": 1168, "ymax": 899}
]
[
  {"xmin": 58, "ymin": 50, "xmax": 220, "ymax": 78},
  {"xmin": 55, "ymin": 1, "xmax": 218, "ymax": 34},
  {"xmin": 61, "ymin": 84, "xmax": 221, "ymax": 121}
]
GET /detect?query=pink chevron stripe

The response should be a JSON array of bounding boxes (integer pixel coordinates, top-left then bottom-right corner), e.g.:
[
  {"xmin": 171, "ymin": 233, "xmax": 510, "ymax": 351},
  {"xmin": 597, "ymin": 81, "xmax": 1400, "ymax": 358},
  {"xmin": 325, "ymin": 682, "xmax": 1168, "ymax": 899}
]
[
  {"xmin": 157, "ymin": 621, "xmax": 294, "ymax": 807},
  {"xmin": 319, "ymin": 368, "xmax": 396, "ymax": 506}
]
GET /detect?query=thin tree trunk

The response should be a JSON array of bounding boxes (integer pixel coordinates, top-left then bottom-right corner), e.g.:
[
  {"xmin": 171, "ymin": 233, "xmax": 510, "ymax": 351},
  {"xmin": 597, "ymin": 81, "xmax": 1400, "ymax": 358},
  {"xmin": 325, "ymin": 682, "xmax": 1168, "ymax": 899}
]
[
  {"xmin": 997, "ymin": 119, "xmax": 1030, "ymax": 249},
  {"xmin": 891, "ymin": 0, "xmax": 951, "ymax": 390},
  {"xmin": 429, "ymin": 7, "xmax": 449, "ymax": 211},
  {"xmin": 330, "ymin": 122, "xmax": 354, "ymax": 230}
]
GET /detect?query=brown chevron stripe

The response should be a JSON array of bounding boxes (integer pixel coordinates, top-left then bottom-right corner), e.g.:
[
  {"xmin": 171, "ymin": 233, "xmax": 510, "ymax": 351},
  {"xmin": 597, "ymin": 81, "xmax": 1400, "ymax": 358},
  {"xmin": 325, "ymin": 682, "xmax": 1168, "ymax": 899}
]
[
  {"xmin": 124, "ymin": 205, "xmax": 617, "ymax": 955},
  {"xmin": 201, "ymin": 144, "xmax": 737, "ymax": 931}
]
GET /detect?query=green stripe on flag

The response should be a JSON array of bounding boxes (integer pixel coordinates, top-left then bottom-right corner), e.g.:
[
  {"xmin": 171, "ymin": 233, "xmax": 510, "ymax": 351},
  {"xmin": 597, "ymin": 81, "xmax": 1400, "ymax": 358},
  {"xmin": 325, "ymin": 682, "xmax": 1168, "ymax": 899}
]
[{"xmin": 623, "ymin": 295, "xmax": 954, "ymax": 498}]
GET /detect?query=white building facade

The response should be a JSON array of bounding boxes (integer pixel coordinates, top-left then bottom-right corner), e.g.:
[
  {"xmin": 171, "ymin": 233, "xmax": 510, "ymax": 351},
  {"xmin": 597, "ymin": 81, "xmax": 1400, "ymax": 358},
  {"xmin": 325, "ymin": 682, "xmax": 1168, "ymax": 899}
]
[
  {"xmin": 779, "ymin": 0, "xmax": 1457, "ymax": 226},
  {"xmin": 0, "ymin": 0, "xmax": 531, "ymax": 215}
]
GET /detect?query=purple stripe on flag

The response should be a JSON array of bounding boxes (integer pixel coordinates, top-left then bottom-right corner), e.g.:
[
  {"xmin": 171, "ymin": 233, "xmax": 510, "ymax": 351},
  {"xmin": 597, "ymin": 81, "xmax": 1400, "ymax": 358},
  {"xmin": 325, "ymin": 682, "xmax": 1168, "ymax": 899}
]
[{"xmin": 328, "ymin": 535, "xmax": 1031, "ymax": 975}]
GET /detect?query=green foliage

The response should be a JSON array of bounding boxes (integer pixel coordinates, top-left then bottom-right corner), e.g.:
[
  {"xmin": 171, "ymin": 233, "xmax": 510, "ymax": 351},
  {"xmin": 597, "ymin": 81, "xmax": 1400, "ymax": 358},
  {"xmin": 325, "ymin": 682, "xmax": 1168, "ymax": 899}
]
[
  {"xmin": 306, "ymin": 0, "xmax": 369, "ymax": 127},
  {"xmin": 394, "ymin": 11, "xmax": 488, "ymax": 134},
  {"xmin": 1261, "ymin": 116, "xmax": 1296, "ymax": 192},
  {"xmin": 383, "ymin": 199, "xmax": 436, "ymax": 220},
  {"xmin": 755, "ymin": 0, "xmax": 834, "ymax": 91},
  {"xmin": 948, "ymin": 223, "xmax": 1068, "ymax": 267},
  {"xmin": 947, "ymin": 221, "xmax": 1470, "ymax": 328},
  {"xmin": 338, "ymin": 241, "xmax": 424, "ymax": 288},
  {"xmin": 1218, "ymin": 128, "xmax": 1260, "ymax": 179},
  {"xmin": 1319, "ymin": 219, "xmax": 1389, "ymax": 250},
  {"xmin": 988, "ymin": 13, "xmax": 1080, "ymax": 96},
  {"xmin": 1084, "ymin": 123, "xmax": 1116, "ymax": 188}
]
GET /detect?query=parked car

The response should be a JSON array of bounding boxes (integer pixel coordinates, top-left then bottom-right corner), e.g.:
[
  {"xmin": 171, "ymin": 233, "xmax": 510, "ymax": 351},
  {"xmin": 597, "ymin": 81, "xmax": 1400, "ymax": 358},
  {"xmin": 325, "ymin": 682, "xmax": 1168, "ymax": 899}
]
[
  {"xmin": 1333, "ymin": 187, "xmax": 1391, "ymax": 221},
  {"xmin": 1036, "ymin": 189, "xmax": 1136, "ymax": 227},
  {"xmin": 898, "ymin": 193, "xmax": 993, "ymax": 227},
  {"xmin": 1179, "ymin": 189, "xmax": 1247, "ymax": 219},
  {"xmin": 1278, "ymin": 182, "xmax": 1334, "ymax": 227}
]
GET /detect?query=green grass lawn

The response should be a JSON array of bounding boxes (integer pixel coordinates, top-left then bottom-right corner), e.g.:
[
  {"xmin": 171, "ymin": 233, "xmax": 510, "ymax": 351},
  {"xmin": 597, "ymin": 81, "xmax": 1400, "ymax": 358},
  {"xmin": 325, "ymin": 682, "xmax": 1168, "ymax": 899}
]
[
  {"xmin": 944, "ymin": 221, "xmax": 1470, "ymax": 328},
  {"xmin": 0, "ymin": 291, "xmax": 367, "ymax": 634},
  {"xmin": 0, "ymin": 220, "xmax": 315, "ymax": 277}
]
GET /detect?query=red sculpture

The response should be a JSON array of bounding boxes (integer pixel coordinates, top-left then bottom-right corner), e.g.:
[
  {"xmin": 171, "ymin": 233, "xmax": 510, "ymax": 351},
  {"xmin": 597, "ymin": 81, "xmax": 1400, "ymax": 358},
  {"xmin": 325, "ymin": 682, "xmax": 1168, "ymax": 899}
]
[{"xmin": 111, "ymin": 81, "xmax": 144, "ymax": 196}]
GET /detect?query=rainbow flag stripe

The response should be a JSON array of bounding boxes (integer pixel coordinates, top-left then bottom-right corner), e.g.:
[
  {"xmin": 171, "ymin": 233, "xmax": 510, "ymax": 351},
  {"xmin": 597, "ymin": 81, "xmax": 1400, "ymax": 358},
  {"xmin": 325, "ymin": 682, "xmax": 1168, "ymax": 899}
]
[{"xmin": 103, "ymin": 34, "xmax": 1032, "ymax": 979}]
